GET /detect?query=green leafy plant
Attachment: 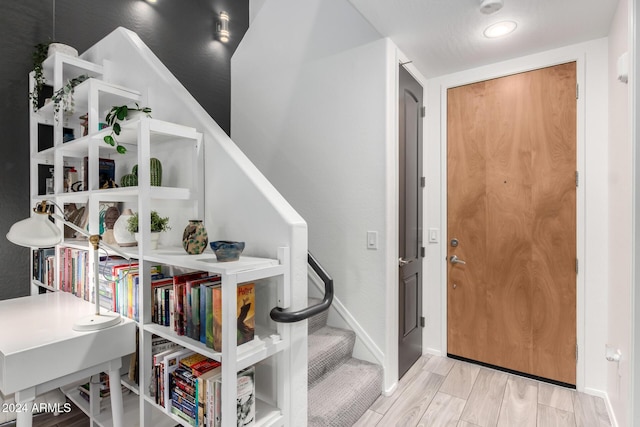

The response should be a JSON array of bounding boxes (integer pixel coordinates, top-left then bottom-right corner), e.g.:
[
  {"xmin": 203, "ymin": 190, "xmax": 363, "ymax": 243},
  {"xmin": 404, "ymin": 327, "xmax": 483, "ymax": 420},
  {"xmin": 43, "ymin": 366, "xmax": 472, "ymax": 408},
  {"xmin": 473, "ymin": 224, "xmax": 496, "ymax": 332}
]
[
  {"xmin": 103, "ymin": 104, "xmax": 152, "ymax": 154},
  {"xmin": 30, "ymin": 42, "xmax": 51, "ymax": 111},
  {"xmin": 51, "ymin": 74, "xmax": 89, "ymax": 122},
  {"xmin": 126, "ymin": 210, "xmax": 170, "ymax": 233}
]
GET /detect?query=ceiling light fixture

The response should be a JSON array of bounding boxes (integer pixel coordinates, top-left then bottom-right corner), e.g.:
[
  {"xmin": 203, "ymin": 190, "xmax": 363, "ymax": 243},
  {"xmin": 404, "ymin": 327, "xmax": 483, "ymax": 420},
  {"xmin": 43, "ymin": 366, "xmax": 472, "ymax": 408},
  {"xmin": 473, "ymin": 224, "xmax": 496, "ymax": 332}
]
[
  {"xmin": 217, "ymin": 11, "xmax": 230, "ymax": 43},
  {"xmin": 479, "ymin": 0, "xmax": 503, "ymax": 15},
  {"xmin": 483, "ymin": 21, "xmax": 517, "ymax": 38}
]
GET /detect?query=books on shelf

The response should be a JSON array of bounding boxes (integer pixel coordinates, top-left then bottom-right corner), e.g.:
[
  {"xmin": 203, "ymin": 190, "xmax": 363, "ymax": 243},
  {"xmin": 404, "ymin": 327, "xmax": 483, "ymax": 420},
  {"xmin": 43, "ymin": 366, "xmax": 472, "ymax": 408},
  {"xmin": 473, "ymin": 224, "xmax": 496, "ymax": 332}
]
[
  {"xmin": 32, "ymin": 247, "xmax": 55, "ymax": 287},
  {"xmin": 212, "ymin": 282, "xmax": 255, "ymax": 352},
  {"xmin": 207, "ymin": 366, "xmax": 255, "ymax": 427},
  {"xmin": 173, "ymin": 271, "xmax": 210, "ymax": 336},
  {"xmin": 153, "ymin": 347, "xmax": 254, "ymax": 427},
  {"xmin": 59, "ymin": 246, "xmax": 90, "ymax": 301}
]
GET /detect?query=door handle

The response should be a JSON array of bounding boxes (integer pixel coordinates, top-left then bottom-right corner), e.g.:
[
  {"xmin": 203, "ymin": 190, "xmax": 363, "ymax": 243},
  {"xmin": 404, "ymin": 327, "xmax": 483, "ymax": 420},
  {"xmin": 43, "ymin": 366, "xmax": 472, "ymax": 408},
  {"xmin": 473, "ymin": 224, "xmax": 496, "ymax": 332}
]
[
  {"xmin": 450, "ymin": 255, "xmax": 466, "ymax": 265},
  {"xmin": 399, "ymin": 257, "xmax": 411, "ymax": 267}
]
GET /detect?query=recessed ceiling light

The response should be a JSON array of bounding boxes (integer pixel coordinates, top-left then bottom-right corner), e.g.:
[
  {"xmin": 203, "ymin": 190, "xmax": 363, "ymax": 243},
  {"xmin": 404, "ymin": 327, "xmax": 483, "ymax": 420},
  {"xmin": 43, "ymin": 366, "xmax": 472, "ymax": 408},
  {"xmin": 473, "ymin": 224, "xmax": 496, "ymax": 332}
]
[{"xmin": 483, "ymin": 21, "xmax": 517, "ymax": 38}]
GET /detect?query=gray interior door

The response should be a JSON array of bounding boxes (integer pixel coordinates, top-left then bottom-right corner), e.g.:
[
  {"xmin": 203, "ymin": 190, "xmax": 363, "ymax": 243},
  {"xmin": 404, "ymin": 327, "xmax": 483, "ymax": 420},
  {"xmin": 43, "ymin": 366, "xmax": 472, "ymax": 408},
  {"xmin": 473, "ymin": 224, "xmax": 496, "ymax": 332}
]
[{"xmin": 398, "ymin": 65, "xmax": 424, "ymax": 378}]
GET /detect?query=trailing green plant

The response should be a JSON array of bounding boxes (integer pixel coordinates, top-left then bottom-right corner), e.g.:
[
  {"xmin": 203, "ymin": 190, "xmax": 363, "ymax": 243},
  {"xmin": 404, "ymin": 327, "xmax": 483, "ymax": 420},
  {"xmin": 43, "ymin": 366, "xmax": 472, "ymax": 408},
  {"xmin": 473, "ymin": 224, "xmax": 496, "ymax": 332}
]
[
  {"xmin": 51, "ymin": 74, "xmax": 89, "ymax": 122},
  {"xmin": 126, "ymin": 210, "xmax": 170, "ymax": 233},
  {"xmin": 103, "ymin": 104, "xmax": 152, "ymax": 154},
  {"xmin": 30, "ymin": 42, "xmax": 51, "ymax": 111}
]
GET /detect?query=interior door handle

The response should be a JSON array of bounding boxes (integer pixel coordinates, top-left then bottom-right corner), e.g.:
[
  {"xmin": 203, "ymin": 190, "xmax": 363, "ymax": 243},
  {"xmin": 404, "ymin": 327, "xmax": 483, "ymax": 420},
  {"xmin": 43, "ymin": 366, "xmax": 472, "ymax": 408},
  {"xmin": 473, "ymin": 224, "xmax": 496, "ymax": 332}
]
[
  {"xmin": 450, "ymin": 255, "xmax": 466, "ymax": 265},
  {"xmin": 399, "ymin": 257, "xmax": 410, "ymax": 267}
]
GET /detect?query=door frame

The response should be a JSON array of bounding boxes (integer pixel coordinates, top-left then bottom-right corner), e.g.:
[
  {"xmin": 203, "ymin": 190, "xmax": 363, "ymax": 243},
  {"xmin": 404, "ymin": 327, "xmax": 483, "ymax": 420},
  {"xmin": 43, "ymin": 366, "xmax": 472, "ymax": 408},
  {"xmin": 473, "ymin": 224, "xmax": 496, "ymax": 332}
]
[{"xmin": 438, "ymin": 54, "xmax": 587, "ymax": 390}]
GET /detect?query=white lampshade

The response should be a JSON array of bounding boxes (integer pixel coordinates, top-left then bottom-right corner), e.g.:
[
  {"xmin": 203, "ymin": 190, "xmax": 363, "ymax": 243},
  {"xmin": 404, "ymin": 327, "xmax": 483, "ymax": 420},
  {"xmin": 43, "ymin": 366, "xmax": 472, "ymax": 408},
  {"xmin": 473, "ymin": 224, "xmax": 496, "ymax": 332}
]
[{"xmin": 6, "ymin": 212, "xmax": 62, "ymax": 248}]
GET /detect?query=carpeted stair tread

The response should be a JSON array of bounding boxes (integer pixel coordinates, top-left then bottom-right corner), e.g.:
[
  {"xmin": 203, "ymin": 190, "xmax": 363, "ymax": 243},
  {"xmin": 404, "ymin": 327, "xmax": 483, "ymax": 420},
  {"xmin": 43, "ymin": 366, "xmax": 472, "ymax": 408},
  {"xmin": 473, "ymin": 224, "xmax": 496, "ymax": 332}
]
[
  {"xmin": 308, "ymin": 297, "xmax": 328, "ymax": 334},
  {"xmin": 308, "ymin": 326, "xmax": 355, "ymax": 386},
  {"xmin": 308, "ymin": 358, "xmax": 383, "ymax": 427}
]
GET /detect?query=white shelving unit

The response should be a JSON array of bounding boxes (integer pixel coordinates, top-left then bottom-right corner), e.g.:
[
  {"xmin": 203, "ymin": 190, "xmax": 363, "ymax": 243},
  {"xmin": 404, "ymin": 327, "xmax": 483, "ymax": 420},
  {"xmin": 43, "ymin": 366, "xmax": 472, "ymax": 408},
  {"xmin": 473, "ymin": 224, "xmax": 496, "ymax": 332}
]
[{"xmin": 28, "ymin": 51, "xmax": 292, "ymax": 427}]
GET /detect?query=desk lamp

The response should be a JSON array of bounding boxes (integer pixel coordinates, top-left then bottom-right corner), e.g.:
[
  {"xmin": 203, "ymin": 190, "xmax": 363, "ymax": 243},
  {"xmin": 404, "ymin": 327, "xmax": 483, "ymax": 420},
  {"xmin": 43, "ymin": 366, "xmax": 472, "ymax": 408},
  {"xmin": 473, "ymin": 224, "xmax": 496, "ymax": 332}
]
[{"xmin": 6, "ymin": 201, "xmax": 130, "ymax": 331}]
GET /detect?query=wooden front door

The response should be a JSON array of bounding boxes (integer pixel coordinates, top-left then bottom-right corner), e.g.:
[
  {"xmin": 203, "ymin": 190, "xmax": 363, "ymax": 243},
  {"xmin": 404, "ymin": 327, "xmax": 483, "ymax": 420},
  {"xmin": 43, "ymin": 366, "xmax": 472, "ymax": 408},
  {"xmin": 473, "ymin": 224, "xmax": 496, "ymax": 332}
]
[{"xmin": 447, "ymin": 62, "xmax": 577, "ymax": 385}]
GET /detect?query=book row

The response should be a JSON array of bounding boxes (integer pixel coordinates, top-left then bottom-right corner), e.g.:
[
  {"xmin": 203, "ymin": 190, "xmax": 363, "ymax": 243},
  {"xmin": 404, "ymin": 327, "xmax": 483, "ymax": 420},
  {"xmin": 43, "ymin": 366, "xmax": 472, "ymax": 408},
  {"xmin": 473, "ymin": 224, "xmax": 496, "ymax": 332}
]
[
  {"xmin": 32, "ymin": 247, "xmax": 55, "ymax": 287},
  {"xmin": 151, "ymin": 345, "xmax": 255, "ymax": 427},
  {"xmin": 151, "ymin": 270, "xmax": 255, "ymax": 351}
]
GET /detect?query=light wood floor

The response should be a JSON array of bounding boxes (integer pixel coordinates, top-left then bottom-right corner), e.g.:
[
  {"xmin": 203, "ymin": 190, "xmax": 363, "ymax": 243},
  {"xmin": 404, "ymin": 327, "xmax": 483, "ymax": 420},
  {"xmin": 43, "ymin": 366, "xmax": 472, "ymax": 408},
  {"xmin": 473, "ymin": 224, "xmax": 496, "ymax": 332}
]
[{"xmin": 355, "ymin": 355, "xmax": 612, "ymax": 427}]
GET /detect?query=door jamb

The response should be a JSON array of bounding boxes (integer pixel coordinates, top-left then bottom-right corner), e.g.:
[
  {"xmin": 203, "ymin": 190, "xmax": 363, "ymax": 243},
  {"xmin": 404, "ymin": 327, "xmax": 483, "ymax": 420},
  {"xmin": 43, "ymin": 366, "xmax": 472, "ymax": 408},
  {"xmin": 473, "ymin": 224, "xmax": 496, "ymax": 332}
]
[{"xmin": 439, "ymin": 55, "xmax": 587, "ymax": 391}]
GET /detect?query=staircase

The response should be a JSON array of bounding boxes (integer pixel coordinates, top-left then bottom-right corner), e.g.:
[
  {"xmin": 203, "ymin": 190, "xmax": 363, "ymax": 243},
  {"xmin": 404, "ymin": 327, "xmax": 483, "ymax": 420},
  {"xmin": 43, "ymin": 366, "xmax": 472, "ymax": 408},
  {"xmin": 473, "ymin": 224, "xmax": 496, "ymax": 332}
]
[{"xmin": 307, "ymin": 297, "xmax": 383, "ymax": 426}]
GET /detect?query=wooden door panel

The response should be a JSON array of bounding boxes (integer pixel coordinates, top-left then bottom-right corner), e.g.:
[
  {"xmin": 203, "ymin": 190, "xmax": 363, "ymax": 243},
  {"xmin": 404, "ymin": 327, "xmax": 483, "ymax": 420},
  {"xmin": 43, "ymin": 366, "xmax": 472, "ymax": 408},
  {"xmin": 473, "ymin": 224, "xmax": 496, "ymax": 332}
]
[{"xmin": 447, "ymin": 63, "xmax": 576, "ymax": 385}]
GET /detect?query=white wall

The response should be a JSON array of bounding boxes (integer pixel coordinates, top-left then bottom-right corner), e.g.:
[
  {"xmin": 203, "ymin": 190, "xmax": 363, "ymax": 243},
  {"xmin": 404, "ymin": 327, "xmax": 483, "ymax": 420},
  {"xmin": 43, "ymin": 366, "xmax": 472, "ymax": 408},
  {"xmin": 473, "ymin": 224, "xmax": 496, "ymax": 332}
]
[
  {"xmin": 231, "ymin": 0, "xmax": 405, "ymax": 390},
  {"xmin": 607, "ymin": 0, "xmax": 632, "ymax": 425},
  {"xmin": 424, "ymin": 39, "xmax": 610, "ymax": 395}
]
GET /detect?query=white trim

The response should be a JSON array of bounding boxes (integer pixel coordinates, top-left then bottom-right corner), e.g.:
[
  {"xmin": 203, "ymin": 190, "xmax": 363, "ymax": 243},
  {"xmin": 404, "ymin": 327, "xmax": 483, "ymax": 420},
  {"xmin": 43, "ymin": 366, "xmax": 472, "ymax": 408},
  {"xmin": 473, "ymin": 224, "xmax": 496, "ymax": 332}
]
[
  {"xmin": 630, "ymin": 0, "xmax": 640, "ymax": 425},
  {"xmin": 382, "ymin": 382, "xmax": 398, "ymax": 397},
  {"xmin": 308, "ymin": 266, "xmax": 385, "ymax": 366},
  {"xmin": 584, "ymin": 389, "xmax": 619, "ymax": 427},
  {"xmin": 438, "ymin": 50, "xmax": 587, "ymax": 390}
]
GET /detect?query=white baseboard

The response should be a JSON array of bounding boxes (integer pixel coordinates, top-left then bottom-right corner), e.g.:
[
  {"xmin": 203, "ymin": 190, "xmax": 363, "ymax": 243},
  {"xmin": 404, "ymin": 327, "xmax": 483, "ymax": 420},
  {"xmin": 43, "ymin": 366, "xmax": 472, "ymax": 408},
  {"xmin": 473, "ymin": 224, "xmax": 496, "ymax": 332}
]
[
  {"xmin": 583, "ymin": 388, "xmax": 618, "ymax": 427},
  {"xmin": 383, "ymin": 381, "xmax": 398, "ymax": 397},
  {"xmin": 424, "ymin": 348, "xmax": 444, "ymax": 357}
]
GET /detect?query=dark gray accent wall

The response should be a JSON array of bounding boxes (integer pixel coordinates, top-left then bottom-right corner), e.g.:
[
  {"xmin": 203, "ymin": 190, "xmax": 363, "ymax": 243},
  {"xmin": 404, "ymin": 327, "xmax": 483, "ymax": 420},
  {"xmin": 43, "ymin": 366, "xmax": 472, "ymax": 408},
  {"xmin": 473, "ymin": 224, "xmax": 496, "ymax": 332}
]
[{"xmin": 0, "ymin": 0, "xmax": 248, "ymax": 300}]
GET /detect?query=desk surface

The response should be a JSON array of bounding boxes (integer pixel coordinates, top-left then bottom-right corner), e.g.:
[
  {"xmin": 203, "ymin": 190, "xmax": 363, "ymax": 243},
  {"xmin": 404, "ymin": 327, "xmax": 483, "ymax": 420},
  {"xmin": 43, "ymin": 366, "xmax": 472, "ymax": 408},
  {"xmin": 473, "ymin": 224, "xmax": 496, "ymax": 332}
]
[{"xmin": 0, "ymin": 292, "xmax": 135, "ymax": 394}]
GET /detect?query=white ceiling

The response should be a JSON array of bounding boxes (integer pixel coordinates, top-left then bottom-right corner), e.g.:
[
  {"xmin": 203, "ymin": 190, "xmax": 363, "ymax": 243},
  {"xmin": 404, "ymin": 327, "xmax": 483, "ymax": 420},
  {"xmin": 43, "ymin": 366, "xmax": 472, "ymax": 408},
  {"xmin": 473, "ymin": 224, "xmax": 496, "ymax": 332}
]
[{"xmin": 348, "ymin": 0, "xmax": 620, "ymax": 78}]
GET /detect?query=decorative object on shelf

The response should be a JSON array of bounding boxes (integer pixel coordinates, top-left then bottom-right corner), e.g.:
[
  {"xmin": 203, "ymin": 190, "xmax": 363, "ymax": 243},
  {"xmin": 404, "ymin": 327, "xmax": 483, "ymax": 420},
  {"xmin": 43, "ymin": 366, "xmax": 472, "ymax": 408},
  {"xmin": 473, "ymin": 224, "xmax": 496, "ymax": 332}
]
[
  {"xmin": 103, "ymin": 104, "xmax": 152, "ymax": 154},
  {"xmin": 127, "ymin": 210, "xmax": 170, "ymax": 250},
  {"xmin": 113, "ymin": 208, "xmax": 137, "ymax": 247},
  {"xmin": 182, "ymin": 220, "xmax": 208, "ymax": 255},
  {"xmin": 30, "ymin": 42, "xmax": 51, "ymax": 111},
  {"xmin": 120, "ymin": 172, "xmax": 138, "ymax": 187},
  {"xmin": 79, "ymin": 113, "xmax": 89, "ymax": 136},
  {"xmin": 210, "ymin": 240, "xmax": 245, "ymax": 262},
  {"xmin": 98, "ymin": 202, "xmax": 119, "ymax": 235},
  {"xmin": 102, "ymin": 206, "xmax": 120, "ymax": 245},
  {"xmin": 51, "ymin": 74, "xmax": 89, "ymax": 122},
  {"xmin": 6, "ymin": 201, "xmax": 131, "ymax": 331},
  {"xmin": 63, "ymin": 203, "xmax": 86, "ymax": 238},
  {"xmin": 132, "ymin": 157, "xmax": 163, "ymax": 186},
  {"xmin": 47, "ymin": 42, "xmax": 78, "ymax": 58}
]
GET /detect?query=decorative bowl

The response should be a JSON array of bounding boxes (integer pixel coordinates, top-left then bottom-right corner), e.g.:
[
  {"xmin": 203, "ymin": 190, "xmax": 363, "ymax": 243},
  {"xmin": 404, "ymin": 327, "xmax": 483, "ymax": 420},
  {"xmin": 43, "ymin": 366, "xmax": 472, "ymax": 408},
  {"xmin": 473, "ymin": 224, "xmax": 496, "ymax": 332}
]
[{"xmin": 210, "ymin": 240, "xmax": 245, "ymax": 262}]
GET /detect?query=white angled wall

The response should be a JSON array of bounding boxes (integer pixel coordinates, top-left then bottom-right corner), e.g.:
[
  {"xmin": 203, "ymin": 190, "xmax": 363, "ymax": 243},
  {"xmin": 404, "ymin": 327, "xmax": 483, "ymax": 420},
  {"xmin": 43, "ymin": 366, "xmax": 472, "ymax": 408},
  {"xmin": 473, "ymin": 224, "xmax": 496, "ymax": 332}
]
[
  {"xmin": 232, "ymin": 0, "xmax": 402, "ymax": 390},
  {"xmin": 607, "ymin": 0, "xmax": 632, "ymax": 425}
]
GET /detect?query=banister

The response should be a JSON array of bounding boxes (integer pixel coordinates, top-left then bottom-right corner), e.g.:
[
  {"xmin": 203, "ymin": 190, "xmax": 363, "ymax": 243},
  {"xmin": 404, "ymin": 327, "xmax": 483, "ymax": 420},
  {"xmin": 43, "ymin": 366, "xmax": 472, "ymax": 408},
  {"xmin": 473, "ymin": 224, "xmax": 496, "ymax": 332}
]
[{"xmin": 270, "ymin": 252, "xmax": 333, "ymax": 323}]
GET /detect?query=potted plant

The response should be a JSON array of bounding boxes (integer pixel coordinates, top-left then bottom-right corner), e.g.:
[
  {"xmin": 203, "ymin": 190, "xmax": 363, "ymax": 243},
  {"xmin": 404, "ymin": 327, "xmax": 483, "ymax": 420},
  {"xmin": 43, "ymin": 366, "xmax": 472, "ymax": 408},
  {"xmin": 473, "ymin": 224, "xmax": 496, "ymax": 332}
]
[
  {"xmin": 126, "ymin": 210, "xmax": 170, "ymax": 249},
  {"xmin": 51, "ymin": 74, "xmax": 89, "ymax": 122},
  {"xmin": 103, "ymin": 104, "xmax": 152, "ymax": 154},
  {"xmin": 30, "ymin": 42, "xmax": 51, "ymax": 111},
  {"xmin": 29, "ymin": 41, "xmax": 79, "ymax": 112}
]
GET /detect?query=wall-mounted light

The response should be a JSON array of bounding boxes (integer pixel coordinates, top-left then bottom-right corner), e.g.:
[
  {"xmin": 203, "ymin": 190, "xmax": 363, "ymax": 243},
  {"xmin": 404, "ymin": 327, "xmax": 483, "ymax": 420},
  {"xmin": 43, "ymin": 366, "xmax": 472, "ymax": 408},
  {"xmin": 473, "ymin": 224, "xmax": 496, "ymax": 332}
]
[
  {"xmin": 217, "ymin": 11, "xmax": 230, "ymax": 43},
  {"xmin": 483, "ymin": 20, "xmax": 517, "ymax": 38},
  {"xmin": 145, "ymin": 0, "xmax": 157, "ymax": 3}
]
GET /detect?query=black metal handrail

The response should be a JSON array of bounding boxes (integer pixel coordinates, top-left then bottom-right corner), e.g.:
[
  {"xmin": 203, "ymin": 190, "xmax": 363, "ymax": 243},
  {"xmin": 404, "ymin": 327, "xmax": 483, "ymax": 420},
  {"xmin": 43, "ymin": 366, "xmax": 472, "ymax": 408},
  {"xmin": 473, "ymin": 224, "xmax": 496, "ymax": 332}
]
[{"xmin": 270, "ymin": 252, "xmax": 333, "ymax": 323}]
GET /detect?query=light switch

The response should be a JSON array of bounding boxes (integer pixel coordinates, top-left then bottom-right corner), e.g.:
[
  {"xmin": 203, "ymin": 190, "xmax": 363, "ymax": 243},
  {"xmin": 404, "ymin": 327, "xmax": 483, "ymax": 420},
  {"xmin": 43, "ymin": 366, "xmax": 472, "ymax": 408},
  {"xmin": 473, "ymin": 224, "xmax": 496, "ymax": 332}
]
[
  {"xmin": 428, "ymin": 228, "xmax": 439, "ymax": 243},
  {"xmin": 367, "ymin": 231, "xmax": 378, "ymax": 249}
]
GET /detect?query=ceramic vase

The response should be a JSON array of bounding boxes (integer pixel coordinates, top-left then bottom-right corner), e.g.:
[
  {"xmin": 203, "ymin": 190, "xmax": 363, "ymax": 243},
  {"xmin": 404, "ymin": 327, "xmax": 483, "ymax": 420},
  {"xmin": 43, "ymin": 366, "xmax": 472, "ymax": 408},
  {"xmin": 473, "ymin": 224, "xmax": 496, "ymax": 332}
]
[
  {"xmin": 182, "ymin": 220, "xmax": 208, "ymax": 255},
  {"xmin": 113, "ymin": 208, "xmax": 137, "ymax": 247}
]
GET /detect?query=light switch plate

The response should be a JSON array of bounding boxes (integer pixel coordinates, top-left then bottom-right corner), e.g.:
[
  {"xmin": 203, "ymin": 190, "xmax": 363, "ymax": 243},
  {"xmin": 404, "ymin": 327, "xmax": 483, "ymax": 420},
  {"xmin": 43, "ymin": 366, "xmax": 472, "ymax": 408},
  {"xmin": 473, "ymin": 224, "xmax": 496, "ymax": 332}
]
[
  {"xmin": 367, "ymin": 231, "xmax": 378, "ymax": 249},
  {"xmin": 428, "ymin": 228, "xmax": 439, "ymax": 243}
]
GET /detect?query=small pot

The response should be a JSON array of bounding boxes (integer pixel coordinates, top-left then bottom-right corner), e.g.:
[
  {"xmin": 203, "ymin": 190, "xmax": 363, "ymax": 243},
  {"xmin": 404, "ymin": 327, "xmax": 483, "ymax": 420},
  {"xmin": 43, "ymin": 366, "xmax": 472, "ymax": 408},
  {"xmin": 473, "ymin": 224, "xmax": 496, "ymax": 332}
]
[
  {"xmin": 210, "ymin": 241, "xmax": 245, "ymax": 262},
  {"xmin": 134, "ymin": 231, "xmax": 161, "ymax": 250},
  {"xmin": 47, "ymin": 43, "xmax": 78, "ymax": 58}
]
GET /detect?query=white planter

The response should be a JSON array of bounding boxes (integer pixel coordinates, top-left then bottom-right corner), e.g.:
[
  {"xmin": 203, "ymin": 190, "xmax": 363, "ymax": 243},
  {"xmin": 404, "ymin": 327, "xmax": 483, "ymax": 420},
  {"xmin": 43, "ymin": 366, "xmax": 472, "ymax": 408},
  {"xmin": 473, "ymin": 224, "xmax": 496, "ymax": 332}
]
[
  {"xmin": 134, "ymin": 231, "xmax": 161, "ymax": 250},
  {"xmin": 47, "ymin": 43, "xmax": 78, "ymax": 58}
]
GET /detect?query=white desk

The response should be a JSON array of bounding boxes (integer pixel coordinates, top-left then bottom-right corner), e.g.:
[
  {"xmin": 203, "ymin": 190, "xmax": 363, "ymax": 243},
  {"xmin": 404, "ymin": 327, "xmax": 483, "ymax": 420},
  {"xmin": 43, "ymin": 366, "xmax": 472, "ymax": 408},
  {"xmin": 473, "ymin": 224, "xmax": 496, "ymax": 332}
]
[{"xmin": 0, "ymin": 292, "xmax": 136, "ymax": 427}]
